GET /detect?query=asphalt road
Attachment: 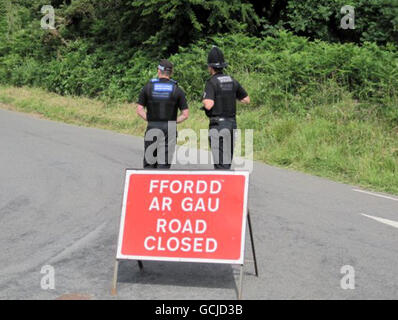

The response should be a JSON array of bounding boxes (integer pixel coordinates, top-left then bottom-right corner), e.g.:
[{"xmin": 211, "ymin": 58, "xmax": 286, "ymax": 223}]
[{"xmin": 0, "ymin": 108, "xmax": 397, "ymax": 300}]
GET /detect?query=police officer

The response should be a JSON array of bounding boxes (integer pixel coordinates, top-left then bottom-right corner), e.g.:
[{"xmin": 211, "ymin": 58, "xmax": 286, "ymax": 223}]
[
  {"xmin": 202, "ymin": 47, "xmax": 250, "ymax": 170},
  {"xmin": 136, "ymin": 59, "xmax": 189, "ymax": 169}
]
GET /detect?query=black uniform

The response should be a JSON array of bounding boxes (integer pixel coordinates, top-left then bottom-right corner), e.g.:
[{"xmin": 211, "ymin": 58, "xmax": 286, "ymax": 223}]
[
  {"xmin": 138, "ymin": 78, "xmax": 188, "ymax": 169},
  {"xmin": 203, "ymin": 73, "xmax": 248, "ymax": 170}
]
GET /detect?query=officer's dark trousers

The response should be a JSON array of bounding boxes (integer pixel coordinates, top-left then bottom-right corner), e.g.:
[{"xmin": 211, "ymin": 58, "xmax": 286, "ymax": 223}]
[
  {"xmin": 209, "ymin": 118, "xmax": 237, "ymax": 170},
  {"xmin": 144, "ymin": 121, "xmax": 177, "ymax": 169}
]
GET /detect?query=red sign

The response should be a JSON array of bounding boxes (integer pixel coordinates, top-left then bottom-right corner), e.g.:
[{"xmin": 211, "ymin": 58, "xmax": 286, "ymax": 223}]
[{"xmin": 116, "ymin": 170, "xmax": 249, "ymax": 264}]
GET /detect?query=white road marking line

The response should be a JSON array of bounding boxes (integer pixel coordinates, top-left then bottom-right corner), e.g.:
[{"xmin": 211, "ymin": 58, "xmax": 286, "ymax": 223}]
[
  {"xmin": 353, "ymin": 189, "xmax": 398, "ymax": 202},
  {"xmin": 361, "ymin": 213, "xmax": 398, "ymax": 229}
]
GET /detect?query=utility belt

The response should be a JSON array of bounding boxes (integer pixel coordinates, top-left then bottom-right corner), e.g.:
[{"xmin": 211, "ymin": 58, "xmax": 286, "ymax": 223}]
[{"xmin": 209, "ymin": 116, "xmax": 236, "ymax": 125}]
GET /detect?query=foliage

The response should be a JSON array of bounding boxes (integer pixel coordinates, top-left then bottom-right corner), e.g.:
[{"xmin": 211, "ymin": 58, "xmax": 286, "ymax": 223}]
[
  {"xmin": 2, "ymin": 0, "xmax": 396, "ymax": 57},
  {"xmin": 284, "ymin": 0, "xmax": 398, "ymax": 44},
  {"xmin": 172, "ymin": 32, "xmax": 398, "ymax": 122},
  {"xmin": 1, "ymin": 31, "xmax": 397, "ymax": 124}
]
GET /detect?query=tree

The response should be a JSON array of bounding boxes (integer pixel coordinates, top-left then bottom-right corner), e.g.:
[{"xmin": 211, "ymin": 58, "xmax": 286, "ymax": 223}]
[
  {"xmin": 0, "ymin": 0, "xmax": 8, "ymax": 41},
  {"xmin": 46, "ymin": 0, "xmax": 260, "ymax": 53}
]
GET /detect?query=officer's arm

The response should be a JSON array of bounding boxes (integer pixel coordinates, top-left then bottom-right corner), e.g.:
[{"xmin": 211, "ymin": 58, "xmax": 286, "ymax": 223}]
[
  {"xmin": 136, "ymin": 104, "xmax": 147, "ymax": 121},
  {"xmin": 236, "ymin": 80, "xmax": 250, "ymax": 104},
  {"xmin": 239, "ymin": 96, "xmax": 251, "ymax": 104},
  {"xmin": 202, "ymin": 99, "xmax": 214, "ymax": 110},
  {"xmin": 202, "ymin": 81, "xmax": 215, "ymax": 110},
  {"xmin": 176, "ymin": 89, "xmax": 189, "ymax": 123},
  {"xmin": 177, "ymin": 109, "xmax": 189, "ymax": 124}
]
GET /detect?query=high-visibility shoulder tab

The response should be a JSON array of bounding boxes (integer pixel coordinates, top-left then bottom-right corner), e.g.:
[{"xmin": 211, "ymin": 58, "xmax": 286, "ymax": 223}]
[
  {"xmin": 151, "ymin": 78, "xmax": 160, "ymax": 83},
  {"xmin": 217, "ymin": 75, "xmax": 233, "ymax": 83},
  {"xmin": 153, "ymin": 83, "xmax": 174, "ymax": 92},
  {"xmin": 169, "ymin": 79, "xmax": 178, "ymax": 85}
]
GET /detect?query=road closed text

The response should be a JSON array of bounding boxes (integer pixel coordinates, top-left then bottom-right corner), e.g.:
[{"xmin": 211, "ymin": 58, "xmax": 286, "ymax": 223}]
[{"xmin": 144, "ymin": 219, "xmax": 218, "ymax": 253}]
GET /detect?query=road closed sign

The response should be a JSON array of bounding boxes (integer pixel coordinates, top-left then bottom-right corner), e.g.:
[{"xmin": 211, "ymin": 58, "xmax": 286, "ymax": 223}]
[{"xmin": 116, "ymin": 170, "xmax": 250, "ymax": 264}]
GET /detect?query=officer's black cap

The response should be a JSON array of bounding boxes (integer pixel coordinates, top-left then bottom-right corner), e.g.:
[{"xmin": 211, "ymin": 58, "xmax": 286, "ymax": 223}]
[
  {"xmin": 208, "ymin": 46, "xmax": 228, "ymax": 69},
  {"xmin": 158, "ymin": 59, "xmax": 173, "ymax": 72}
]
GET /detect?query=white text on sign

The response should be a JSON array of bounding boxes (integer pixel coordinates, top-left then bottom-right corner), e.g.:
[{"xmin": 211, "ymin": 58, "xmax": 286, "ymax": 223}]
[{"xmin": 144, "ymin": 179, "xmax": 223, "ymax": 254}]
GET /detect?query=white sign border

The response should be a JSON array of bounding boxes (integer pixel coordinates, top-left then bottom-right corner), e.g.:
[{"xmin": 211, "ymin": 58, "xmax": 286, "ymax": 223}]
[{"xmin": 116, "ymin": 170, "xmax": 250, "ymax": 265}]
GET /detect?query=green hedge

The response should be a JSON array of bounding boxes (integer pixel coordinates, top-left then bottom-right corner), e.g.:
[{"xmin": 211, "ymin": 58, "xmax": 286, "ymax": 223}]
[{"xmin": 1, "ymin": 32, "xmax": 397, "ymax": 123}]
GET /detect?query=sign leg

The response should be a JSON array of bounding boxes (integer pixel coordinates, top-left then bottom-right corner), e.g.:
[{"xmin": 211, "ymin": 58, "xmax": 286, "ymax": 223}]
[
  {"xmin": 111, "ymin": 260, "xmax": 119, "ymax": 296},
  {"xmin": 238, "ymin": 264, "xmax": 244, "ymax": 300},
  {"xmin": 247, "ymin": 210, "xmax": 259, "ymax": 277}
]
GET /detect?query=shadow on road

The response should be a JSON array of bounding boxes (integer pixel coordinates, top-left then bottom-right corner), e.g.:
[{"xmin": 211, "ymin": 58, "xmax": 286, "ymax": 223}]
[{"xmin": 117, "ymin": 260, "xmax": 239, "ymax": 293}]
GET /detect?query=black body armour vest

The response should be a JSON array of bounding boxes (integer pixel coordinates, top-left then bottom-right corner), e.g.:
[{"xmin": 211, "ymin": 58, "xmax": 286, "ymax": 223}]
[
  {"xmin": 206, "ymin": 74, "xmax": 237, "ymax": 118},
  {"xmin": 146, "ymin": 79, "xmax": 178, "ymax": 122}
]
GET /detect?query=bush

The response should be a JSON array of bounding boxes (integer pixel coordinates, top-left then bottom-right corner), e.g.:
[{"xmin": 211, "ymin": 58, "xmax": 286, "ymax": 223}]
[
  {"xmin": 169, "ymin": 32, "xmax": 398, "ymax": 121},
  {"xmin": 1, "ymin": 31, "xmax": 397, "ymax": 123}
]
